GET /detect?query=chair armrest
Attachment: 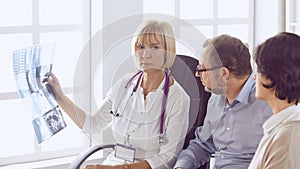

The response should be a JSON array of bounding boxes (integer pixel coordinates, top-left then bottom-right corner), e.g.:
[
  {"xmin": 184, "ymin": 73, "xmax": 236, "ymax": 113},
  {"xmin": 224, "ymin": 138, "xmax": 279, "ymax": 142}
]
[{"xmin": 68, "ymin": 144, "xmax": 115, "ymax": 169}]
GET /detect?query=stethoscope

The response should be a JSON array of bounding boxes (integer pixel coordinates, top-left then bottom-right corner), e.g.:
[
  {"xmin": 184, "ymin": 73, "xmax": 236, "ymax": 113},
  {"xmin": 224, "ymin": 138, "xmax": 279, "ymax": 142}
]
[{"xmin": 110, "ymin": 70, "xmax": 170, "ymax": 145}]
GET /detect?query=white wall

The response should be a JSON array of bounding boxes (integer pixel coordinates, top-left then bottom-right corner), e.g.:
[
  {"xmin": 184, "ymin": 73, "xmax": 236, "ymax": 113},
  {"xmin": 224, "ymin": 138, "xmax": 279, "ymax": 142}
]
[{"xmin": 254, "ymin": 0, "xmax": 280, "ymax": 46}]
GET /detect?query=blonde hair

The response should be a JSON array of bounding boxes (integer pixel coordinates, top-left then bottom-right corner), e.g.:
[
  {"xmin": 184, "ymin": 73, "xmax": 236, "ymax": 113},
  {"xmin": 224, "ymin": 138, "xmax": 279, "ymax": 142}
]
[{"xmin": 133, "ymin": 20, "xmax": 176, "ymax": 69}]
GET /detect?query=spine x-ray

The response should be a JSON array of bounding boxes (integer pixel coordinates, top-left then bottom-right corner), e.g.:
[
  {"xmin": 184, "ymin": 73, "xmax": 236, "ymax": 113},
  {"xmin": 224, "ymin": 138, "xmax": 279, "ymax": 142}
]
[{"xmin": 12, "ymin": 43, "xmax": 66, "ymax": 144}]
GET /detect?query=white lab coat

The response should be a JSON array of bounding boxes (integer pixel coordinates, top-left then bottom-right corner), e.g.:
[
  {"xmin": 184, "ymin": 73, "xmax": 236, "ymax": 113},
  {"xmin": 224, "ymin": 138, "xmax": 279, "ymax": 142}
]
[{"xmin": 83, "ymin": 73, "xmax": 190, "ymax": 169}]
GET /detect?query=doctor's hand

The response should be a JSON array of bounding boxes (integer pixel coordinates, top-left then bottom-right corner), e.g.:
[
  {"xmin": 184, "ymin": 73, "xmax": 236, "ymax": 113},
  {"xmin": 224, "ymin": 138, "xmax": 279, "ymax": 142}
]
[{"xmin": 43, "ymin": 73, "xmax": 65, "ymax": 101}]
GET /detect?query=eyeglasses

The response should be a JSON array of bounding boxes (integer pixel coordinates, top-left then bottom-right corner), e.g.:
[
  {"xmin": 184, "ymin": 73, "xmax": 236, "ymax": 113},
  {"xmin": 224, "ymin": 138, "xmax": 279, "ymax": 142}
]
[{"xmin": 196, "ymin": 65, "xmax": 223, "ymax": 74}]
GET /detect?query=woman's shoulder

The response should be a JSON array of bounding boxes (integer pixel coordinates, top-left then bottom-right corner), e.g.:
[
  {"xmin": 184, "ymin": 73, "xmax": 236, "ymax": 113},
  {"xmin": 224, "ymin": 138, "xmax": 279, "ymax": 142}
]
[
  {"xmin": 108, "ymin": 72, "xmax": 140, "ymax": 94},
  {"xmin": 169, "ymin": 78, "xmax": 189, "ymax": 99},
  {"xmin": 112, "ymin": 72, "xmax": 139, "ymax": 85},
  {"xmin": 279, "ymin": 121, "xmax": 300, "ymax": 134},
  {"xmin": 272, "ymin": 120, "xmax": 300, "ymax": 143}
]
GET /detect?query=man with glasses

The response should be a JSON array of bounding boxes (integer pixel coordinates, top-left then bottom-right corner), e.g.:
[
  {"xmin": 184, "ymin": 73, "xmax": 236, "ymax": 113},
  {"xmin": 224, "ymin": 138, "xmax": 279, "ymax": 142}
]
[{"xmin": 174, "ymin": 34, "xmax": 272, "ymax": 169}]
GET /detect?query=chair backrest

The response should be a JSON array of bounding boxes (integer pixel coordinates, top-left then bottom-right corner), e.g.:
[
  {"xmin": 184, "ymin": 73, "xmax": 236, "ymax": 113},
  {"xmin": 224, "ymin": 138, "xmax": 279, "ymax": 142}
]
[{"xmin": 170, "ymin": 55, "xmax": 211, "ymax": 169}]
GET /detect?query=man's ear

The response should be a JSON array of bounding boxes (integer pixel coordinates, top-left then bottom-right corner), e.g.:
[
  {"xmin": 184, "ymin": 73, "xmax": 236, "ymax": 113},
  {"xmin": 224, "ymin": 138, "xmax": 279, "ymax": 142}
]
[{"xmin": 222, "ymin": 67, "xmax": 230, "ymax": 79}]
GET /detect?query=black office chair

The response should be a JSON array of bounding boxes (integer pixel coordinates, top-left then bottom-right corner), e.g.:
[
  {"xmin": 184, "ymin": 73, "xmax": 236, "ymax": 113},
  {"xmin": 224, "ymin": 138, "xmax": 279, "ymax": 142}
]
[
  {"xmin": 68, "ymin": 55, "xmax": 211, "ymax": 169},
  {"xmin": 170, "ymin": 55, "xmax": 211, "ymax": 169}
]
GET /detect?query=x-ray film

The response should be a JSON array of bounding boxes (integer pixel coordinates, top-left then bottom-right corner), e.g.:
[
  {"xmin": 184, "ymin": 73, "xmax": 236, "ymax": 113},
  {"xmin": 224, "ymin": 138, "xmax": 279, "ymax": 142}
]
[{"xmin": 12, "ymin": 43, "xmax": 66, "ymax": 144}]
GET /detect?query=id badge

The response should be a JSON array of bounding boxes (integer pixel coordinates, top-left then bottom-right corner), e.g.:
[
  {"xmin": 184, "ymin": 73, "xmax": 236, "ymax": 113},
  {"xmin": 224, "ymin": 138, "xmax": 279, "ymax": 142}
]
[{"xmin": 114, "ymin": 143, "xmax": 136, "ymax": 162}]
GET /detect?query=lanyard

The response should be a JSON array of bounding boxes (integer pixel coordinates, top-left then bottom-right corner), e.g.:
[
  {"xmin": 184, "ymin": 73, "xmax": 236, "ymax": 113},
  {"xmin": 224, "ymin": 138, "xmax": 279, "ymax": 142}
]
[
  {"xmin": 125, "ymin": 70, "xmax": 143, "ymax": 93},
  {"xmin": 124, "ymin": 70, "xmax": 170, "ymax": 137},
  {"xmin": 160, "ymin": 71, "xmax": 169, "ymax": 135}
]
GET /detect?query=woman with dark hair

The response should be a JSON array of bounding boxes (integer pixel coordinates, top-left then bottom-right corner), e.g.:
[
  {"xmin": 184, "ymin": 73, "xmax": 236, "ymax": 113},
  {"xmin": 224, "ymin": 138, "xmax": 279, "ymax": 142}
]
[{"xmin": 248, "ymin": 32, "xmax": 300, "ymax": 169}]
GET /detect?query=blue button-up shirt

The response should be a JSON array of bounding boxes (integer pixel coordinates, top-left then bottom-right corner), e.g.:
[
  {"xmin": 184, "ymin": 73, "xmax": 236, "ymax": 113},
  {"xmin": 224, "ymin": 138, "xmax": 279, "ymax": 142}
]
[{"xmin": 174, "ymin": 75, "xmax": 272, "ymax": 169}]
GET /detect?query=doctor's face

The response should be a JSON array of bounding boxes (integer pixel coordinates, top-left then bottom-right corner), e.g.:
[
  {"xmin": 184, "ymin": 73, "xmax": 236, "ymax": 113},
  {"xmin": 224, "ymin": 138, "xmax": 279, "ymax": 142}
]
[{"xmin": 135, "ymin": 34, "xmax": 166, "ymax": 72}]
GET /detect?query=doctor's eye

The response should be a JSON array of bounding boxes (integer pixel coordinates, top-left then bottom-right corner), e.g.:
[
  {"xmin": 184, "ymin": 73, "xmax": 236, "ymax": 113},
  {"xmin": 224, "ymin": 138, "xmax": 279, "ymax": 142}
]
[
  {"xmin": 150, "ymin": 45, "xmax": 160, "ymax": 50},
  {"xmin": 137, "ymin": 44, "xmax": 144, "ymax": 49}
]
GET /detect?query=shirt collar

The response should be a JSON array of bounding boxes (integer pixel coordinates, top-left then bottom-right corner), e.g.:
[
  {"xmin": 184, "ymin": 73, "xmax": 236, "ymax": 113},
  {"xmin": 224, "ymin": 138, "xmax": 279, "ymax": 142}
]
[
  {"xmin": 263, "ymin": 104, "xmax": 300, "ymax": 134},
  {"xmin": 232, "ymin": 72, "xmax": 255, "ymax": 104},
  {"xmin": 137, "ymin": 72, "xmax": 167, "ymax": 92},
  {"xmin": 217, "ymin": 72, "xmax": 255, "ymax": 108},
  {"xmin": 219, "ymin": 73, "xmax": 255, "ymax": 107}
]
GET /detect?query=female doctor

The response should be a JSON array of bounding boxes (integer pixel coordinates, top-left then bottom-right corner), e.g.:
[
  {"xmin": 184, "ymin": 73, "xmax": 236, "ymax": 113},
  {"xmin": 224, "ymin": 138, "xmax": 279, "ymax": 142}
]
[{"xmin": 46, "ymin": 20, "xmax": 190, "ymax": 169}]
